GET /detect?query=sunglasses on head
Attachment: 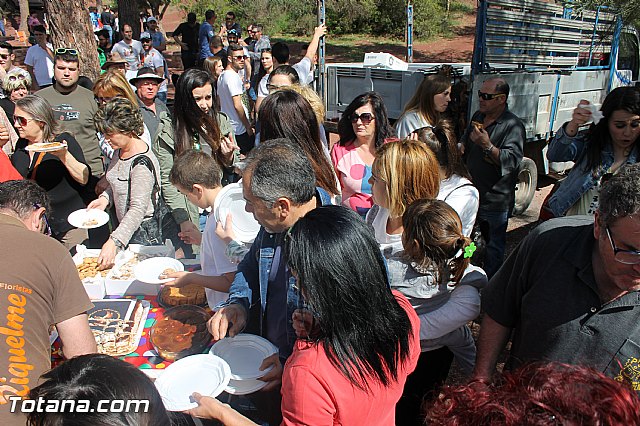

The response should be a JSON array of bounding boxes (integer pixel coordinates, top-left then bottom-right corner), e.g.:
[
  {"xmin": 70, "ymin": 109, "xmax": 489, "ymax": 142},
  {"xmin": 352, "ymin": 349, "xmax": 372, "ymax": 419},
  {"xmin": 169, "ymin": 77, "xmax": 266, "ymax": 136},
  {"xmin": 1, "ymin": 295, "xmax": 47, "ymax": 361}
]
[
  {"xmin": 350, "ymin": 112, "xmax": 374, "ymax": 124},
  {"xmin": 8, "ymin": 74, "xmax": 25, "ymax": 82},
  {"xmin": 54, "ymin": 48, "xmax": 78, "ymax": 56},
  {"xmin": 477, "ymin": 91, "xmax": 505, "ymax": 101},
  {"xmin": 260, "ymin": 48, "xmax": 272, "ymax": 53}
]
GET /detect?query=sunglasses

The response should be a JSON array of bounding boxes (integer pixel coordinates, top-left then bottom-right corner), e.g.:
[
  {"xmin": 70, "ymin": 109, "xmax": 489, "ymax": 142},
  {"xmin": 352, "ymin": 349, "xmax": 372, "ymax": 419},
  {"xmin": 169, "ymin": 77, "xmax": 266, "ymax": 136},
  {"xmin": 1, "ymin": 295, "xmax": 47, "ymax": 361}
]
[
  {"xmin": 350, "ymin": 112, "xmax": 375, "ymax": 124},
  {"xmin": 33, "ymin": 203, "xmax": 52, "ymax": 236},
  {"xmin": 260, "ymin": 48, "xmax": 272, "ymax": 53},
  {"xmin": 14, "ymin": 115, "xmax": 36, "ymax": 127},
  {"xmin": 8, "ymin": 74, "xmax": 26, "ymax": 82},
  {"xmin": 477, "ymin": 91, "xmax": 505, "ymax": 101},
  {"xmin": 94, "ymin": 95, "xmax": 115, "ymax": 104},
  {"xmin": 231, "ymin": 55, "xmax": 246, "ymax": 60},
  {"xmin": 0, "ymin": 54, "xmax": 9, "ymax": 60},
  {"xmin": 54, "ymin": 48, "xmax": 78, "ymax": 56}
]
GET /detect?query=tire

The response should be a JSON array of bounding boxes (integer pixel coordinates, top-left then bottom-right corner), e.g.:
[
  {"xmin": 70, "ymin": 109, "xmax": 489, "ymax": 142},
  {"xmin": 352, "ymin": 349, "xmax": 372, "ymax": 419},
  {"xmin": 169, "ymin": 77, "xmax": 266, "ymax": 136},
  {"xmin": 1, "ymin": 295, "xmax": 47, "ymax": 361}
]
[{"xmin": 513, "ymin": 157, "xmax": 538, "ymax": 216}]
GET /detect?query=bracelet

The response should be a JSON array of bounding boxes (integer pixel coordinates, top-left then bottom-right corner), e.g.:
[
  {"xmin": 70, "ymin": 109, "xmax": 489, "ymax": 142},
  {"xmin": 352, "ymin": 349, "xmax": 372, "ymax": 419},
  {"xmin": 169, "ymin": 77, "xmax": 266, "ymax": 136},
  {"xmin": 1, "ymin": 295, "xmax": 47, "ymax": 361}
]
[
  {"xmin": 483, "ymin": 145, "xmax": 494, "ymax": 156},
  {"xmin": 111, "ymin": 237, "xmax": 125, "ymax": 251}
]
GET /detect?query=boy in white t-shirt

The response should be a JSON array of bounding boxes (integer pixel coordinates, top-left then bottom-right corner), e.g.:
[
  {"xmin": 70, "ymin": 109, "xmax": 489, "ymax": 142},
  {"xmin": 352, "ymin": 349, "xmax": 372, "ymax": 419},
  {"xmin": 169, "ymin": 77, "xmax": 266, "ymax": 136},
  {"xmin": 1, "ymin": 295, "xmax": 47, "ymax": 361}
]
[{"xmin": 165, "ymin": 150, "xmax": 237, "ymax": 310}]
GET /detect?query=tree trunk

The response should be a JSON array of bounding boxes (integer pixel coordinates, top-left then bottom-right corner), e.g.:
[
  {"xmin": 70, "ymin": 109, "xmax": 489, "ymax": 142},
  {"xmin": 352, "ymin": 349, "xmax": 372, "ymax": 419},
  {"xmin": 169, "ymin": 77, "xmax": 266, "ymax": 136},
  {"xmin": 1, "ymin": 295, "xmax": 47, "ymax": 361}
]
[
  {"xmin": 118, "ymin": 0, "xmax": 140, "ymax": 40},
  {"xmin": 43, "ymin": 0, "xmax": 101, "ymax": 81},
  {"xmin": 18, "ymin": 0, "xmax": 29, "ymax": 32}
]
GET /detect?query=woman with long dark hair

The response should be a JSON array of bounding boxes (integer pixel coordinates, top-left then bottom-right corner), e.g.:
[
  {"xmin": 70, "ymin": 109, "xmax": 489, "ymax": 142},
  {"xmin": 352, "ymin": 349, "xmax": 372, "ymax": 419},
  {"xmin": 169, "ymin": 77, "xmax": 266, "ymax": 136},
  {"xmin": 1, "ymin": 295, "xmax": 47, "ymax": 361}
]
[
  {"xmin": 259, "ymin": 90, "xmax": 339, "ymax": 198},
  {"xmin": 173, "ymin": 68, "xmax": 238, "ymax": 185},
  {"xmin": 332, "ymin": 91, "xmax": 396, "ymax": 217},
  {"xmin": 544, "ymin": 86, "xmax": 640, "ymax": 218},
  {"xmin": 186, "ymin": 206, "xmax": 420, "ymax": 425}
]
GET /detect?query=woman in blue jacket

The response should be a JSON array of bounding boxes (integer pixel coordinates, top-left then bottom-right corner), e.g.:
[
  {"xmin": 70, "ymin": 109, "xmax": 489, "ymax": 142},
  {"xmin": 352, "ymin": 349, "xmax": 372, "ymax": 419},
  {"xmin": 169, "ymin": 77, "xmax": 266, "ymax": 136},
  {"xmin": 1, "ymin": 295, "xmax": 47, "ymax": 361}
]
[{"xmin": 545, "ymin": 86, "xmax": 640, "ymax": 218}]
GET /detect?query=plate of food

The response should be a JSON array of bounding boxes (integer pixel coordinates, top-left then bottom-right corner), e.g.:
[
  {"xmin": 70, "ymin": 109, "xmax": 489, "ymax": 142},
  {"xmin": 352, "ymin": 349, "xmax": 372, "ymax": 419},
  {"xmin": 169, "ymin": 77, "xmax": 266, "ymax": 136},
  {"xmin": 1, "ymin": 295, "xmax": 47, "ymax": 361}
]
[
  {"xmin": 133, "ymin": 257, "xmax": 184, "ymax": 284},
  {"xmin": 213, "ymin": 182, "xmax": 260, "ymax": 243},
  {"xmin": 150, "ymin": 305, "xmax": 212, "ymax": 361},
  {"xmin": 25, "ymin": 141, "xmax": 67, "ymax": 152},
  {"xmin": 67, "ymin": 209, "xmax": 110, "ymax": 229}
]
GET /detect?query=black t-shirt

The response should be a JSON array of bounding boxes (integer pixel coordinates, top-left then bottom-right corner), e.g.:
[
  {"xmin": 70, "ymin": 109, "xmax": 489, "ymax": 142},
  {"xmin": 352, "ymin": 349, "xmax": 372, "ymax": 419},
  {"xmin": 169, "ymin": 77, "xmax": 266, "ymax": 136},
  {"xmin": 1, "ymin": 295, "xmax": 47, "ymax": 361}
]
[
  {"xmin": 173, "ymin": 22, "xmax": 200, "ymax": 52},
  {"xmin": 0, "ymin": 98, "xmax": 15, "ymax": 131},
  {"xmin": 11, "ymin": 133, "xmax": 89, "ymax": 236},
  {"xmin": 101, "ymin": 11, "xmax": 115, "ymax": 27}
]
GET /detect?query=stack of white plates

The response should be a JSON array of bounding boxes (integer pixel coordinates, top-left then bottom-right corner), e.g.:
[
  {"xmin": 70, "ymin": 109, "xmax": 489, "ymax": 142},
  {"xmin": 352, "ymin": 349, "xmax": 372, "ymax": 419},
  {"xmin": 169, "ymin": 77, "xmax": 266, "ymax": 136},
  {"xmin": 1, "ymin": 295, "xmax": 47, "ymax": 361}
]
[
  {"xmin": 213, "ymin": 182, "xmax": 260, "ymax": 243},
  {"xmin": 210, "ymin": 334, "xmax": 279, "ymax": 395},
  {"xmin": 155, "ymin": 354, "xmax": 231, "ymax": 411}
]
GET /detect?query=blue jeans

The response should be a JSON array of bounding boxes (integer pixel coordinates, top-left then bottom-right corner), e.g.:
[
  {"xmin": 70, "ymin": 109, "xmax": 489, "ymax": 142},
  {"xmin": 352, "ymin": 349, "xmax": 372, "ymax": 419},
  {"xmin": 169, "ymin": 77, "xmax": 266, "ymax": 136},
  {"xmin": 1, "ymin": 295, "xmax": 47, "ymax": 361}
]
[{"xmin": 477, "ymin": 209, "xmax": 509, "ymax": 278}]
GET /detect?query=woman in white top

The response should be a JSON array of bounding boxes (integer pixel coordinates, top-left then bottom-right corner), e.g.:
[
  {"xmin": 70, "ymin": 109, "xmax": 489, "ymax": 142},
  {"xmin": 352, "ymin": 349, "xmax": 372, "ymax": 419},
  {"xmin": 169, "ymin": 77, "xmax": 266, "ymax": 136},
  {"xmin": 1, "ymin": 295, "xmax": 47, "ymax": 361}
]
[
  {"xmin": 366, "ymin": 139, "xmax": 440, "ymax": 258},
  {"xmin": 410, "ymin": 123, "xmax": 479, "ymax": 237},
  {"xmin": 395, "ymin": 73, "xmax": 451, "ymax": 138}
]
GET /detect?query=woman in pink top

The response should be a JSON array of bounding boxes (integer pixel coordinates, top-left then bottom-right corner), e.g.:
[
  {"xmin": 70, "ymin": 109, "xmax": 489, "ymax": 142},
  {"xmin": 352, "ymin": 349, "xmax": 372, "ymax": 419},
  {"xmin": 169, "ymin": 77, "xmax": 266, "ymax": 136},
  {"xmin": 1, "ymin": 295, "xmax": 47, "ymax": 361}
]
[
  {"xmin": 331, "ymin": 92, "xmax": 396, "ymax": 218},
  {"xmin": 188, "ymin": 206, "xmax": 420, "ymax": 425}
]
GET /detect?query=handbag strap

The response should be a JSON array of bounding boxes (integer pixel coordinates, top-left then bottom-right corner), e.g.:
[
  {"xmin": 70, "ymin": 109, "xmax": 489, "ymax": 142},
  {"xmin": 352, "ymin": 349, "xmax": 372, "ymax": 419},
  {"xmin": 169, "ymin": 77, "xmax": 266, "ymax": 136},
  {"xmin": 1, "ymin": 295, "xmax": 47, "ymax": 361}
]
[
  {"xmin": 443, "ymin": 183, "xmax": 475, "ymax": 202},
  {"xmin": 27, "ymin": 152, "xmax": 45, "ymax": 180},
  {"xmin": 125, "ymin": 154, "xmax": 160, "ymax": 213}
]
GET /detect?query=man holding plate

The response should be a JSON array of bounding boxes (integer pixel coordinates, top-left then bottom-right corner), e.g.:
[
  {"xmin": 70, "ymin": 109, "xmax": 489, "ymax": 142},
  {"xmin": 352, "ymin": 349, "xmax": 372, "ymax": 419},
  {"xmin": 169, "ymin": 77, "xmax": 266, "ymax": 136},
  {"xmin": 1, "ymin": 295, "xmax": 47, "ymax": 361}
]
[{"xmin": 208, "ymin": 138, "xmax": 332, "ymax": 424}]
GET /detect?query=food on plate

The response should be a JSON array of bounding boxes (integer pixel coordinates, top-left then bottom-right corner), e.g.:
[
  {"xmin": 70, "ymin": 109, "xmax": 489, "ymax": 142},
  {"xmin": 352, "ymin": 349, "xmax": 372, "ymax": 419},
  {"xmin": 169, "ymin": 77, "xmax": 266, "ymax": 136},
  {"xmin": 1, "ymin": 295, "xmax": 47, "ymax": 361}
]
[
  {"xmin": 472, "ymin": 121, "xmax": 483, "ymax": 131},
  {"xmin": 26, "ymin": 142, "xmax": 66, "ymax": 151},
  {"xmin": 152, "ymin": 317, "xmax": 197, "ymax": 353},
  {"xmin": 89, "ymin": 301, "xmax": 145, "ymax": 357},
  {"xmin": 160, "ymin": 284, "xmax": 206, "ymax": 306},
  {"xmin": 76, "ymin": 257, "xmax": 109, "ymax": 279},
  {"xmin": 150, "ymin": 305, "xmax": 212, "ymax": 361},
  {"xmin": 158, "ymin": 268, "xmax": 177, "ymax": 280},
  {"xmin": 82, "ymin": 218, "xmax": 99, "ymax": 227}
]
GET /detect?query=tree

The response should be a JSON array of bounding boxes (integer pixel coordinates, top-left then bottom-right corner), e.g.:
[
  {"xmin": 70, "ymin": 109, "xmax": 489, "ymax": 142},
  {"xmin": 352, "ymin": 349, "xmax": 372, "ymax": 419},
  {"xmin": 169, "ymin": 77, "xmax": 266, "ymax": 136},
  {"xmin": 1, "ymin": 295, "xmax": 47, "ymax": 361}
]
[
  {"xmin": 43, "ymin": 0, "xmax": 101, "ymax": 81},
  {"xmin": 18, "ymin": 0, "xmax": 29, "ymax": 32},
  {"xmin": 118, "ymin": 0, "xmax": 141, "ymax": 39}
]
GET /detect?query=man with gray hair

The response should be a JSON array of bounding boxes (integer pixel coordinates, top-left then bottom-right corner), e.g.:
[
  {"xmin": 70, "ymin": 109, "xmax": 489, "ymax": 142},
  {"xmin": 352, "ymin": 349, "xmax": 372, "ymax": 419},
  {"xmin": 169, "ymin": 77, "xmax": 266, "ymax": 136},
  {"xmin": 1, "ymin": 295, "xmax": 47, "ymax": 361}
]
[
  {"xmin": 208, "ymin": 138, "xmax": 333, "ymax": 424},
  {"xmin": 474, "ymin": 163, "xmax": 640, "ymax": 388},
  {"xmin": 0, "ymin": 180, "xmax": 96, "ymax": 425}
]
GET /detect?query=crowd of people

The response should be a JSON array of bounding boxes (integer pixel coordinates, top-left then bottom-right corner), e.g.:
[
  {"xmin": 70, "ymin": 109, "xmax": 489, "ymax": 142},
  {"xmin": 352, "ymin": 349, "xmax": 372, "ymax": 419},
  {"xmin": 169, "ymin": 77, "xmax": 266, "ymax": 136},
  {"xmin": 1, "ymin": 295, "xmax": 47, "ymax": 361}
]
[{"xmin": 0, "ymin": 6, "xmax": 639, "ymax": 426}]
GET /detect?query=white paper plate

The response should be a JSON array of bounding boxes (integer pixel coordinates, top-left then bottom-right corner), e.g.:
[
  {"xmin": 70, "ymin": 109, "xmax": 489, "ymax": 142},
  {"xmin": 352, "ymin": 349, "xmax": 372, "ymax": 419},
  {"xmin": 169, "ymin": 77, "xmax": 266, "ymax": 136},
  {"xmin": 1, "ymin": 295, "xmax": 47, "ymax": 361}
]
[
  {"xmin": 224, "ymin": 378, "xmax": 267, "ymax": 395},
  {"xmin": 67, "ymin": 209, "xmax": 110, "ymax": 229},
  {"xmin": 210, "ymin": 334, "xmax": 278, "ymax": 380},
  {"xmin": 154, "ymin": 354, "xmax": 231, "ymax": 411},
  {"xmin": 25, "ymin": 141, "xmax": 67, "ymax": 152},
  {"xmin": 213, "ymin": 182, "xmax": 260, "ymax": 243},
  {"xmin": 133, "ymin": 257, "xmax": 184, "ymax": 284}
]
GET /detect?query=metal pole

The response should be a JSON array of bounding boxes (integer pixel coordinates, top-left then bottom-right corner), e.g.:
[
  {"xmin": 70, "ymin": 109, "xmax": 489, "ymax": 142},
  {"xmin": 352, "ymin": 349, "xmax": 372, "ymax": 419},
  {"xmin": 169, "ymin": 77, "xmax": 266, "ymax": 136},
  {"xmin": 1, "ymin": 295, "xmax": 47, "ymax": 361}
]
[
  {"xmin": 406, "ymin": 0, "xmax": 413, "ymax": 63},
  {"xmin": 317, "ymin": 0, "xmax": 326, "ymax": 101}
]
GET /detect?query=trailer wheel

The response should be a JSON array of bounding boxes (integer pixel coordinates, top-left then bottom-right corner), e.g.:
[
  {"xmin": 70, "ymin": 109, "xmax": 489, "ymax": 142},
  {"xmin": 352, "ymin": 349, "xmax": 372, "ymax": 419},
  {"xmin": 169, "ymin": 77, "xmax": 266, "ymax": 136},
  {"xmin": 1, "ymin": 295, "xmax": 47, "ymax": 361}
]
[{"xmin": 513, "ymin": 158, "xmax": 537, "ymax": 216}]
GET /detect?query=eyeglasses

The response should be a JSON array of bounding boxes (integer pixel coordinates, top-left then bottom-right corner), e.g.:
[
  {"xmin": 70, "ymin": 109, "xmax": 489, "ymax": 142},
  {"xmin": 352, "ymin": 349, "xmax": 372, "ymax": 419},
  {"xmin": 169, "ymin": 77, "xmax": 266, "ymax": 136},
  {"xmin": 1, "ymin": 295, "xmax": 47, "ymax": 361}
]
[
  {"xmin": 14, "ymin": 115, "xmax": 36, "ymax": 127},
  {"xmin": 350, "ymin": 112, "xmax": 375, "ymax": 124},
  {"xmin": 267, "ymin": 83, "xmax": 288, "ymax": 93},
  {"xmin": 0, "ymin": 54, "xmax": 9, "ymax": 60},
  {"xmin": 606, "ymin": 225, "xmax": 640, "ymax": 264},
  {"xmin": 94, "ymin": 95, "xmax": 115, "ymax": 104},
  {"xmin": 54, "ymin": 48, "xmax": 78, "ymax": 56},
  {"xmin": 33, "ymin": 203, "xmax": 51, "ymax": 236},
  {"xmin": 477, "ymin": 91, "xmax": 505, "ymax": 101},
  {"xmin": 225, "ymin": 17, "xmax": 233, "ymax": 21},
  {"xmin": 8, "ymin": 74, "xmax": 26, "ymax": 82}
]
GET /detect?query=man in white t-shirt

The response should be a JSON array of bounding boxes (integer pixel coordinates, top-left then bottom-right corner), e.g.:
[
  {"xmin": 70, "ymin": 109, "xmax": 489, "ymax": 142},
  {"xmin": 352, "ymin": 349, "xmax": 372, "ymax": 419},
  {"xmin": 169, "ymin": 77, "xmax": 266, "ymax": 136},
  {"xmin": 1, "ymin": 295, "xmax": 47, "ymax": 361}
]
[
  {"xmin": 140, "ymin": 32, "xmax": 168, "ymax": 103},
  {"xmin": 256, "ymin": 24, "xmax": 325, "ymax": 105},
  {"xmin": 24, "ymin": 26, "xmax": 54, "ymax": 90},
  {"xmin": 218, "ymin": 43, "xmax": 253, "ymax": 154},
  {"xmin": 112, "ymin": 24, "xmax": 143, "ymax": 71}
]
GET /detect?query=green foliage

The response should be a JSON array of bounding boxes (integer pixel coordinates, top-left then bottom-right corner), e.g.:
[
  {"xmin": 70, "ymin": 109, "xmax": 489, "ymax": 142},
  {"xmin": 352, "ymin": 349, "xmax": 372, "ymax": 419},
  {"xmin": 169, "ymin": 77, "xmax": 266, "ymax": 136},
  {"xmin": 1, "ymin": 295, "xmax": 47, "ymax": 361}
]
[{"xmin": 175, "ymin": 0, "xmax": 469, "ymax": 40}]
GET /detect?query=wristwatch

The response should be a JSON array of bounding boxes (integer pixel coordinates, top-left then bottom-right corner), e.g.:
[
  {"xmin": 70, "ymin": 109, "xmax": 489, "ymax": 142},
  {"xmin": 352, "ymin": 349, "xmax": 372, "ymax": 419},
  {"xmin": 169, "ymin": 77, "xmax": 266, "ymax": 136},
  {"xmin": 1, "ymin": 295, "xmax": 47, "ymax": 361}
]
[
  {"xmin": 111, "ymin": 237, "xmax": 125, "ymax": 251},
  {"xmin": 483, "ymin": 145, "xmax": 494, "ymax": 156}
]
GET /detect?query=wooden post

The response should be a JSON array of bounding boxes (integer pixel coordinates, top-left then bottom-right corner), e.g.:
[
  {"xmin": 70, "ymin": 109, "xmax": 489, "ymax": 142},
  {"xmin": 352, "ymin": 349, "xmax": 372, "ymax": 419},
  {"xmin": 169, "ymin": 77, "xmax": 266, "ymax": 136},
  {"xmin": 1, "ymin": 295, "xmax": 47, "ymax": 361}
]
[{"xmin": 43, "ymin": 0, "xmax": 101, "ymax": 81}]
